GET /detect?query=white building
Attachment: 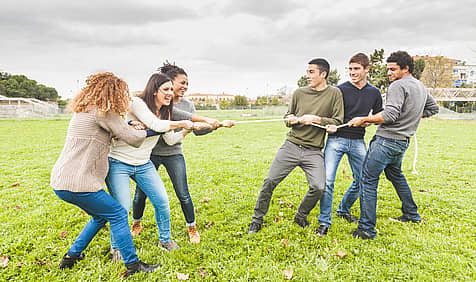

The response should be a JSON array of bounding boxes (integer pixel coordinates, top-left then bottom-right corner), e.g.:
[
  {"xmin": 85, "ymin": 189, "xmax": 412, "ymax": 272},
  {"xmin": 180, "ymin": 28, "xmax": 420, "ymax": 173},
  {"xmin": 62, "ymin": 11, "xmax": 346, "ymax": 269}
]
[{"xmin": 453, "ymin": 64, "xmax": 476, "ymax": 87}]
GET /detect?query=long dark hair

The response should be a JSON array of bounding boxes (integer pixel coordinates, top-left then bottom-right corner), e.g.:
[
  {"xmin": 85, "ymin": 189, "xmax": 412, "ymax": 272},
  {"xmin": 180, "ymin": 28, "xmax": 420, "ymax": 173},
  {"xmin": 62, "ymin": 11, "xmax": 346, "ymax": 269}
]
[{"xmin": 139, "ymin": 73, "xmax": 173, "ymax": 120}]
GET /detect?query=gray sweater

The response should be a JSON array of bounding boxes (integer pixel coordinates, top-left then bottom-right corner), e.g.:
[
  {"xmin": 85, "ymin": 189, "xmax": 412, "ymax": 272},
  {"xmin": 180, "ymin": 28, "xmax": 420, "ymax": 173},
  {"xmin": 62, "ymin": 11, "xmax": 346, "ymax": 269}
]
[
  {"xmin": 50, "ymin": 109, "xmax": 146, "ymax": 192},
  {"xmin": 377, "ymin": 75, "xmax": 439, "ymax": 140},
  {"xmin": 151, "ymin": 99, "xmax": 211, "ymax": 156}
]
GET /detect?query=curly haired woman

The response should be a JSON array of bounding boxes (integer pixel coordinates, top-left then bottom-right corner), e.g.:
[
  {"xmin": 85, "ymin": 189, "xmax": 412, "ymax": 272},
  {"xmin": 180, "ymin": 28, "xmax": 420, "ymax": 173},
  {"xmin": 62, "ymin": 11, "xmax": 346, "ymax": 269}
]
[{"xmin": 50, "ymin": 72, "xmax": 158, "ymax": 277}]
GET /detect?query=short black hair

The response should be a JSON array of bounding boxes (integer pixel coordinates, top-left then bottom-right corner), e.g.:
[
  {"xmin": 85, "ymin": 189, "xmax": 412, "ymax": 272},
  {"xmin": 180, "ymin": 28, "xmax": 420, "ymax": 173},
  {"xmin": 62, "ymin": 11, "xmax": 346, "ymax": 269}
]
[
  {"xmin": 308, "ymin": 58, "xmax": 330, "ymax": 79},
  {"xmin": 157, "ymin": 61, "xmax": 187, "ymax": 80},
  {"xmin": 387, "ymin": 51, "xmax": 414, "ymax": 73}
]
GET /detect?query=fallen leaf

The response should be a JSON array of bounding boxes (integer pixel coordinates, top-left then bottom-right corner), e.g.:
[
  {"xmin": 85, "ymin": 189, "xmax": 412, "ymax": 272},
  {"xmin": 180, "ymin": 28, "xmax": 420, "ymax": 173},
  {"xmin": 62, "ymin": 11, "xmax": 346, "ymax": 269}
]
[
  {"xmin": 205, "ymin": 221, "xmax": 214, "ymax": 229},
  {"xmin": 0, "ymin": 256, "xmax": 8, "ymax": 268},
  {"xmin": 202, "ymin": 197, "xmax": 211, "ymax": 203},
  {"xmin": 15, "ymin": 205, "xmax": 21, "ymax": 210},
  {"xmin": 283, "ymin": 269, "xmax": 293, "ymax": 279},
  {"xmin": 281, "ymin": 238, "xmax": 289, "ymax": 247},
  {"xmin": 11, "ymin": 182, "xmax": 20, "ymax": 187},
  {"xmin": 59, "ymin": 231, "xmax": 68, "ymax": 238},
  {"xmin": 419, "ymin": 189, "xmax": 428, "ymax": 192},
  {"xmin": 274, "ymin": 216, "xmax": 282, "ymax": 222},
  {"xmin": 79, "ymin": 210, "xmax": 86, "ymax": 216},
  {"xmin": 176, "ymin": 272, "xmax": 189, "ymax": 280},
  {"xmin": 199, "ymin": 267, "xmax": 207, "ymax": 278},
  {"xmin": 336, "ymin": 251, "xmax": 347, "ymax": 259},
  {"xmin": 333, "ymin": 239, "xmax": 338, "ymax": 246},
  {"xmin": 286, "ymin": 203, "xmax": 293, "ymax": 208},
  {"xmin": 16, "ymin": 262, "xmax": 23, "ymax": 268},
  {"xmin": 120, "ymin": 270, "xmax": 128, "ymax": 277}
]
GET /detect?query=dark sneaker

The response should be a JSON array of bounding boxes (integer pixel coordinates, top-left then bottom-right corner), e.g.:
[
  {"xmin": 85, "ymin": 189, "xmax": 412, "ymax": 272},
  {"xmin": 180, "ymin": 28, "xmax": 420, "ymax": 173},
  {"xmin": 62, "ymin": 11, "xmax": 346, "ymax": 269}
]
[
  {"xmin": 351, "ymin": 228, "xmax": 374, "ymax": 240},
  {"xmin": 247, "ymin": 222, "xmax": 262, "ymax": 234},
  {"xmin": 390, "ymin": 216, "xmax": 421, "ymax": 223},
  {"xmin": 338, "ymin": 213, "xmax": 359, "ymax": 223},
  {"xmin": 316, "ymin": 225, "xmax": 329, "ymax": 237},
  {"xmin": 58, "ymin": 253, "xmax": 85, "ymax": 269},
  {"xmin": 293, "ymin": 215, "xmax": 310, "ymax": 228},
  {"xmin": 125, "ymin": 260, "xmax": 159, "ymax": 277}
]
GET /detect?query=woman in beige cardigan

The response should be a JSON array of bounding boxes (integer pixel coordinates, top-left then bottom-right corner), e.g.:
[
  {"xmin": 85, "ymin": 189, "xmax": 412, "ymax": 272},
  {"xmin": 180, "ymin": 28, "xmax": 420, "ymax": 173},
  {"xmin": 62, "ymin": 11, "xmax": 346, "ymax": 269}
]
[{"xmin": 50, "ymin": 72, "xmax": 158, "ymax": 277}]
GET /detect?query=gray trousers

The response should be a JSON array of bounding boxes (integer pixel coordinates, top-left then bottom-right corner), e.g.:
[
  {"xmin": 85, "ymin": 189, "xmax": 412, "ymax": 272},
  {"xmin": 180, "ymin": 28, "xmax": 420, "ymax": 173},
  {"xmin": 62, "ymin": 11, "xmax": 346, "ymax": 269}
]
[{"xmin": 252, "ymin": 140, "xmax": 325, "ymax": 224}]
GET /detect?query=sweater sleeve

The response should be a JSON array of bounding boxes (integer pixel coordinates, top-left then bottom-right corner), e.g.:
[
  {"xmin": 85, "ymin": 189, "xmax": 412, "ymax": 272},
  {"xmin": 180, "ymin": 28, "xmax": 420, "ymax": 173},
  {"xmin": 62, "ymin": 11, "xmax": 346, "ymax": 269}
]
[
  {"xmin": 130, "ymin": 97, "xmax": 171, "ymax": 132},
  {"xmin": 381, "ymin": 83, "xmax": 404, "ymax": 123},
  {"xmin": 162, "ymin": 131, "xmax": 185, "ymax": 145},
  {"xmin": 422, "ymin": 92, "xmax": 439, "ymax": 118},
  {"xmin": 97, "ymin": 112, "xmax": 146, "ymax": 148},
  {"xmin": 284, "ymin": 90, "xmax": 298, "ymax": 127}
]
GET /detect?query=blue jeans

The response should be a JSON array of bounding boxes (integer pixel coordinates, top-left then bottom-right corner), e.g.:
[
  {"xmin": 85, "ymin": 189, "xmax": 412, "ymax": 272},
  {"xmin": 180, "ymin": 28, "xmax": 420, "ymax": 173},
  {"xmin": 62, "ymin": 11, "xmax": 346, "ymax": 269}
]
[
  {"xmin": 319, "ymin": 136, "xmax": 367, "ymax": 227},
  {"xmin": 105, "ymin": 157, "xmax": 171, "ymax": 245},
  {"xmin": 53, "ymin": 189, "xmax": 138, "ymax": 264},
  {"xmin": 358, "ymin": 135, "xmax": 421, "ymax": 237},
  {"xmin": 133, "ymin": 154, "xmax": 195, "ymax": 225}
]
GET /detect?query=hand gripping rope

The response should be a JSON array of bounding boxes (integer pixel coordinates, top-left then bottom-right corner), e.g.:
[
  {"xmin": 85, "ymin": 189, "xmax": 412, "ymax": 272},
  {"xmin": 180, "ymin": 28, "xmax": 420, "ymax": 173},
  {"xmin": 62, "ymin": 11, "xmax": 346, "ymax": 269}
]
[{"xmin": 231, "ymin": 119, "xmax": 420, "ymax": 174}]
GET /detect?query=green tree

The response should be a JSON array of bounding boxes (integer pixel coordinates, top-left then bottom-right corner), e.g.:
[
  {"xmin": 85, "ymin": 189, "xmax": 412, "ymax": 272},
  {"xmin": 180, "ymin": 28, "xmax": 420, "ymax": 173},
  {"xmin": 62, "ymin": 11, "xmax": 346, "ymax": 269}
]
[
  {"xmin": 368, "ymin": 48, "xmax": 389, "ymax": 93},
  {"xmin": 270, "ymin": 96, "xmax": 280, "ymax": 105},
  {"xmin": 0, "ymin": 72, "xmax": 59, "ymax": 101},
  {"xmin": 297, "ymin": 75, "xmax": 308, "ymax": 87},
  {"xmin": 232, "ymin": 95, "xmax": 249, "ymax": 106},
  {"xmin": 420, "ymin": 56, "xmax": 455, "ymax": 88},
  {"xmin": 327, "ymin": 69, "xmax": 340, "ymax": 86},
  {"xmin": 413, "ymin": 58, "xmax": 425, "ymax": 80},
  {"xmin": 218, "ymin": 100, "xmax": 230, "ymax": 109}
]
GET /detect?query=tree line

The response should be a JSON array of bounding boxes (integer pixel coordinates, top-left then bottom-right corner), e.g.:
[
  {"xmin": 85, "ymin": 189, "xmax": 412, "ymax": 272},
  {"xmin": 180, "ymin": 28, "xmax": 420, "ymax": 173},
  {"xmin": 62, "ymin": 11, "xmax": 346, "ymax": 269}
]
[{"xmin": 0, "ymin": 72, "xmax": 59, "ymax": 101}]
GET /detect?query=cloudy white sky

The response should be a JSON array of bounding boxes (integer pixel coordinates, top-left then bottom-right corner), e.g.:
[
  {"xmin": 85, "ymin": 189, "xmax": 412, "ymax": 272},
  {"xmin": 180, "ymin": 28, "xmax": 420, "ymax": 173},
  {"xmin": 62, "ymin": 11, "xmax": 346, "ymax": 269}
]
[{"xmin": 1, "ymin": 0, "xmax": 475, "ymax": 99}]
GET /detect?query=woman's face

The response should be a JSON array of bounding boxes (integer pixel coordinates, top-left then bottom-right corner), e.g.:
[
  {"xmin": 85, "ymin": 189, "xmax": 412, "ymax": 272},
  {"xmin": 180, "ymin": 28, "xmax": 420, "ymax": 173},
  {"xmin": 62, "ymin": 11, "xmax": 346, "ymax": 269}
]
[
  {"xmin": 172, "ymin": 74, "xmax": 188, "ymax": 100},
  {"xmin": 154, "ymin": 81, "xmax": 174, "ymax": 106}
]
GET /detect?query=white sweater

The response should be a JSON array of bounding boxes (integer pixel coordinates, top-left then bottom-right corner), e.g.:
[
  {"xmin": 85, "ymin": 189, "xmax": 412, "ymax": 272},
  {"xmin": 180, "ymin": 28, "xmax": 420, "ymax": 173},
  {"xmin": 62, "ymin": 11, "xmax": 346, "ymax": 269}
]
[{"xmin": 108, "ymin": 97, "xmax": 184, "ymax": 165}]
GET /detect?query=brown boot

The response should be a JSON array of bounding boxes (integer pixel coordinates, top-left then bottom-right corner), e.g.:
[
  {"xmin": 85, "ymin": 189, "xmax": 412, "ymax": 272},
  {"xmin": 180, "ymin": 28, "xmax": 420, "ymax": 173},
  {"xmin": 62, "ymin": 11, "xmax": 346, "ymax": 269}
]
[
  {"xmin": 131, "ymin": 221, "xmax": 142, "ymax": 236},
  {"xmin": 187, "ymin": 225, "xmax": 200, "ymax": 244}
]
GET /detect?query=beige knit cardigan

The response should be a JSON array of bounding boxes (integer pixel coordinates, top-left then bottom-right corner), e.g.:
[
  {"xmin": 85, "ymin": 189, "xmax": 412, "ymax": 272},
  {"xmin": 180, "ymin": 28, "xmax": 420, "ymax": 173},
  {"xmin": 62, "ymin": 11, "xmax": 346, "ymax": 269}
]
[{"xmin": 50, "ymin": 109, "xmax": 146, "ymax": 192}]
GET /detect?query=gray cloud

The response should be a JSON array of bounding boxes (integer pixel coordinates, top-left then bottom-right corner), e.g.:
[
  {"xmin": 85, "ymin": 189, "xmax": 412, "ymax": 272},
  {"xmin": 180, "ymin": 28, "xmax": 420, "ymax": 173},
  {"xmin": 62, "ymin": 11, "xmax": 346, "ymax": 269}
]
[{"xmin": 222, "ymin": 0, "xmax": 303, "ymax": 19}]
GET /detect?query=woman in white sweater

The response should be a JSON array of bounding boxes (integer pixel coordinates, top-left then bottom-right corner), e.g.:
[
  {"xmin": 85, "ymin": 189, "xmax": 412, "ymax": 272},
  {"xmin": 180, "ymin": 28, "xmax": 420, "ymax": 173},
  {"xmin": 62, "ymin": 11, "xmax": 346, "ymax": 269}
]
[{"xmin": 105, "ymin": 73, "xmax": 207, "ymax": 259}]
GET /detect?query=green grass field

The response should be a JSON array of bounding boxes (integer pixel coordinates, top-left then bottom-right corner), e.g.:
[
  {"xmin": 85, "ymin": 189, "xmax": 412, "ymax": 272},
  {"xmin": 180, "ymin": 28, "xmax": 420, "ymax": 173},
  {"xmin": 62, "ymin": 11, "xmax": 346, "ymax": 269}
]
[{"xmin": 0, "ymin": 112, "xmax": 475, "ymax": 281}]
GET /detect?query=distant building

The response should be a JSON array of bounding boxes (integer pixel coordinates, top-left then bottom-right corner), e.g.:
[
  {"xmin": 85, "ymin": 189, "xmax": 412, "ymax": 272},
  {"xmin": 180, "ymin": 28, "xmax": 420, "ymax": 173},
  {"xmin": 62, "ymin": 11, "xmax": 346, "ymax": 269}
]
[
  {"xmin": 186, "ymin": 93, "xmax": 235, "ymax": 105},
  {"xmin": 453, "ymin": 64, "xmax": 476, "ymax": 87}
]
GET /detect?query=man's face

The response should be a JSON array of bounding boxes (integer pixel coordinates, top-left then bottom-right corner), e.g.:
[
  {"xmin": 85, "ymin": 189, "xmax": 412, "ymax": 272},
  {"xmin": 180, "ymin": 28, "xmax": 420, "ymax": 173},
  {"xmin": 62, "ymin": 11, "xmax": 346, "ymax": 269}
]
[
  {"xmin": 387, "ymin": 62, "xmax": 406, "ymax": 81},
  {"xmin": 306, "ymin": 64, "xmax": 326, "ymax": 88},
  {"xmin": 348, "ymin": 62, "xmax": 368, "ymax": 85}
]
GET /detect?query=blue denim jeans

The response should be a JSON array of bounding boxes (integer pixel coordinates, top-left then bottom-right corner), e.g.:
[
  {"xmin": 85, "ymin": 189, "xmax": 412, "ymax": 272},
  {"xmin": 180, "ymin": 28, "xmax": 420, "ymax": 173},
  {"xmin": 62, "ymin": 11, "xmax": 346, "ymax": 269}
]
[
  {"xmin": 53, "ymin": 189, "xmax": 138, "ymax": 264},
  {"xmin": 105, "ymin": 157, "xmax": 171, "ymax": 245},
  {"xmin": 358, "ymin": 135, "xmax": 421, "ymax": 237},
  {"xmin": 133, "ymin": 154, "xmax": 195, "ymax": 225},
  {"xmin": 318, "ymin": 136, "xmax": 367, "ymax": 227}
]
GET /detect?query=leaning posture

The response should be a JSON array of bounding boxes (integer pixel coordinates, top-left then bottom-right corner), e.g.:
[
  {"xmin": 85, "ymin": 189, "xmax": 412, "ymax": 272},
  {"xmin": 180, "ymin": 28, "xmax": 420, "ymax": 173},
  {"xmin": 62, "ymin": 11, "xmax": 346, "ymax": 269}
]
[
  {"xmin": 248, "ymin": 58, "xmax": 344, "ymax": 234},
  {"xmin": 348, "ymin": 51, "xmax": 439, "ymax": 239},
  {"xmin": 317, "ymin": 53, "xmax": 383, "ymax": 236},
  {"xmin": 50, "ymin": 72, "xmax": 158, "ymax": 277}
]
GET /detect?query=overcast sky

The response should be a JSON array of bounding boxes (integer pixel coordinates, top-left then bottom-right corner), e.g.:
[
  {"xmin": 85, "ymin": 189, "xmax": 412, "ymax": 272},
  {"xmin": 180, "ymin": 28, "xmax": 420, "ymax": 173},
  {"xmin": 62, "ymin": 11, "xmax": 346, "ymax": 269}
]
[{"xmin": 1, "ymin": 0, "xmax": 475, "ymax": 99}]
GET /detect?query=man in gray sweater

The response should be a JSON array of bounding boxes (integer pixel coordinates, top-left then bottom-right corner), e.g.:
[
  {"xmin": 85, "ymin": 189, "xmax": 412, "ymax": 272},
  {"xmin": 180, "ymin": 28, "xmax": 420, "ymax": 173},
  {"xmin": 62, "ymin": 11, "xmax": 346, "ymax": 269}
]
[{"xmin": 348, "ymin": 51, "xmax": 439, "ymax": 239}]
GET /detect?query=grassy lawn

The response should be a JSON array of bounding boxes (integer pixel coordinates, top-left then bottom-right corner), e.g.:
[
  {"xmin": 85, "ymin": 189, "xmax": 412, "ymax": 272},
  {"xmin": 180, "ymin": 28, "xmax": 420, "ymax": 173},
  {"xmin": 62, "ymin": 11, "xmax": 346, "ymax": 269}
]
[{"xmin": 0, "ymin": 113, "xmax": 475, "ymax": 281}]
